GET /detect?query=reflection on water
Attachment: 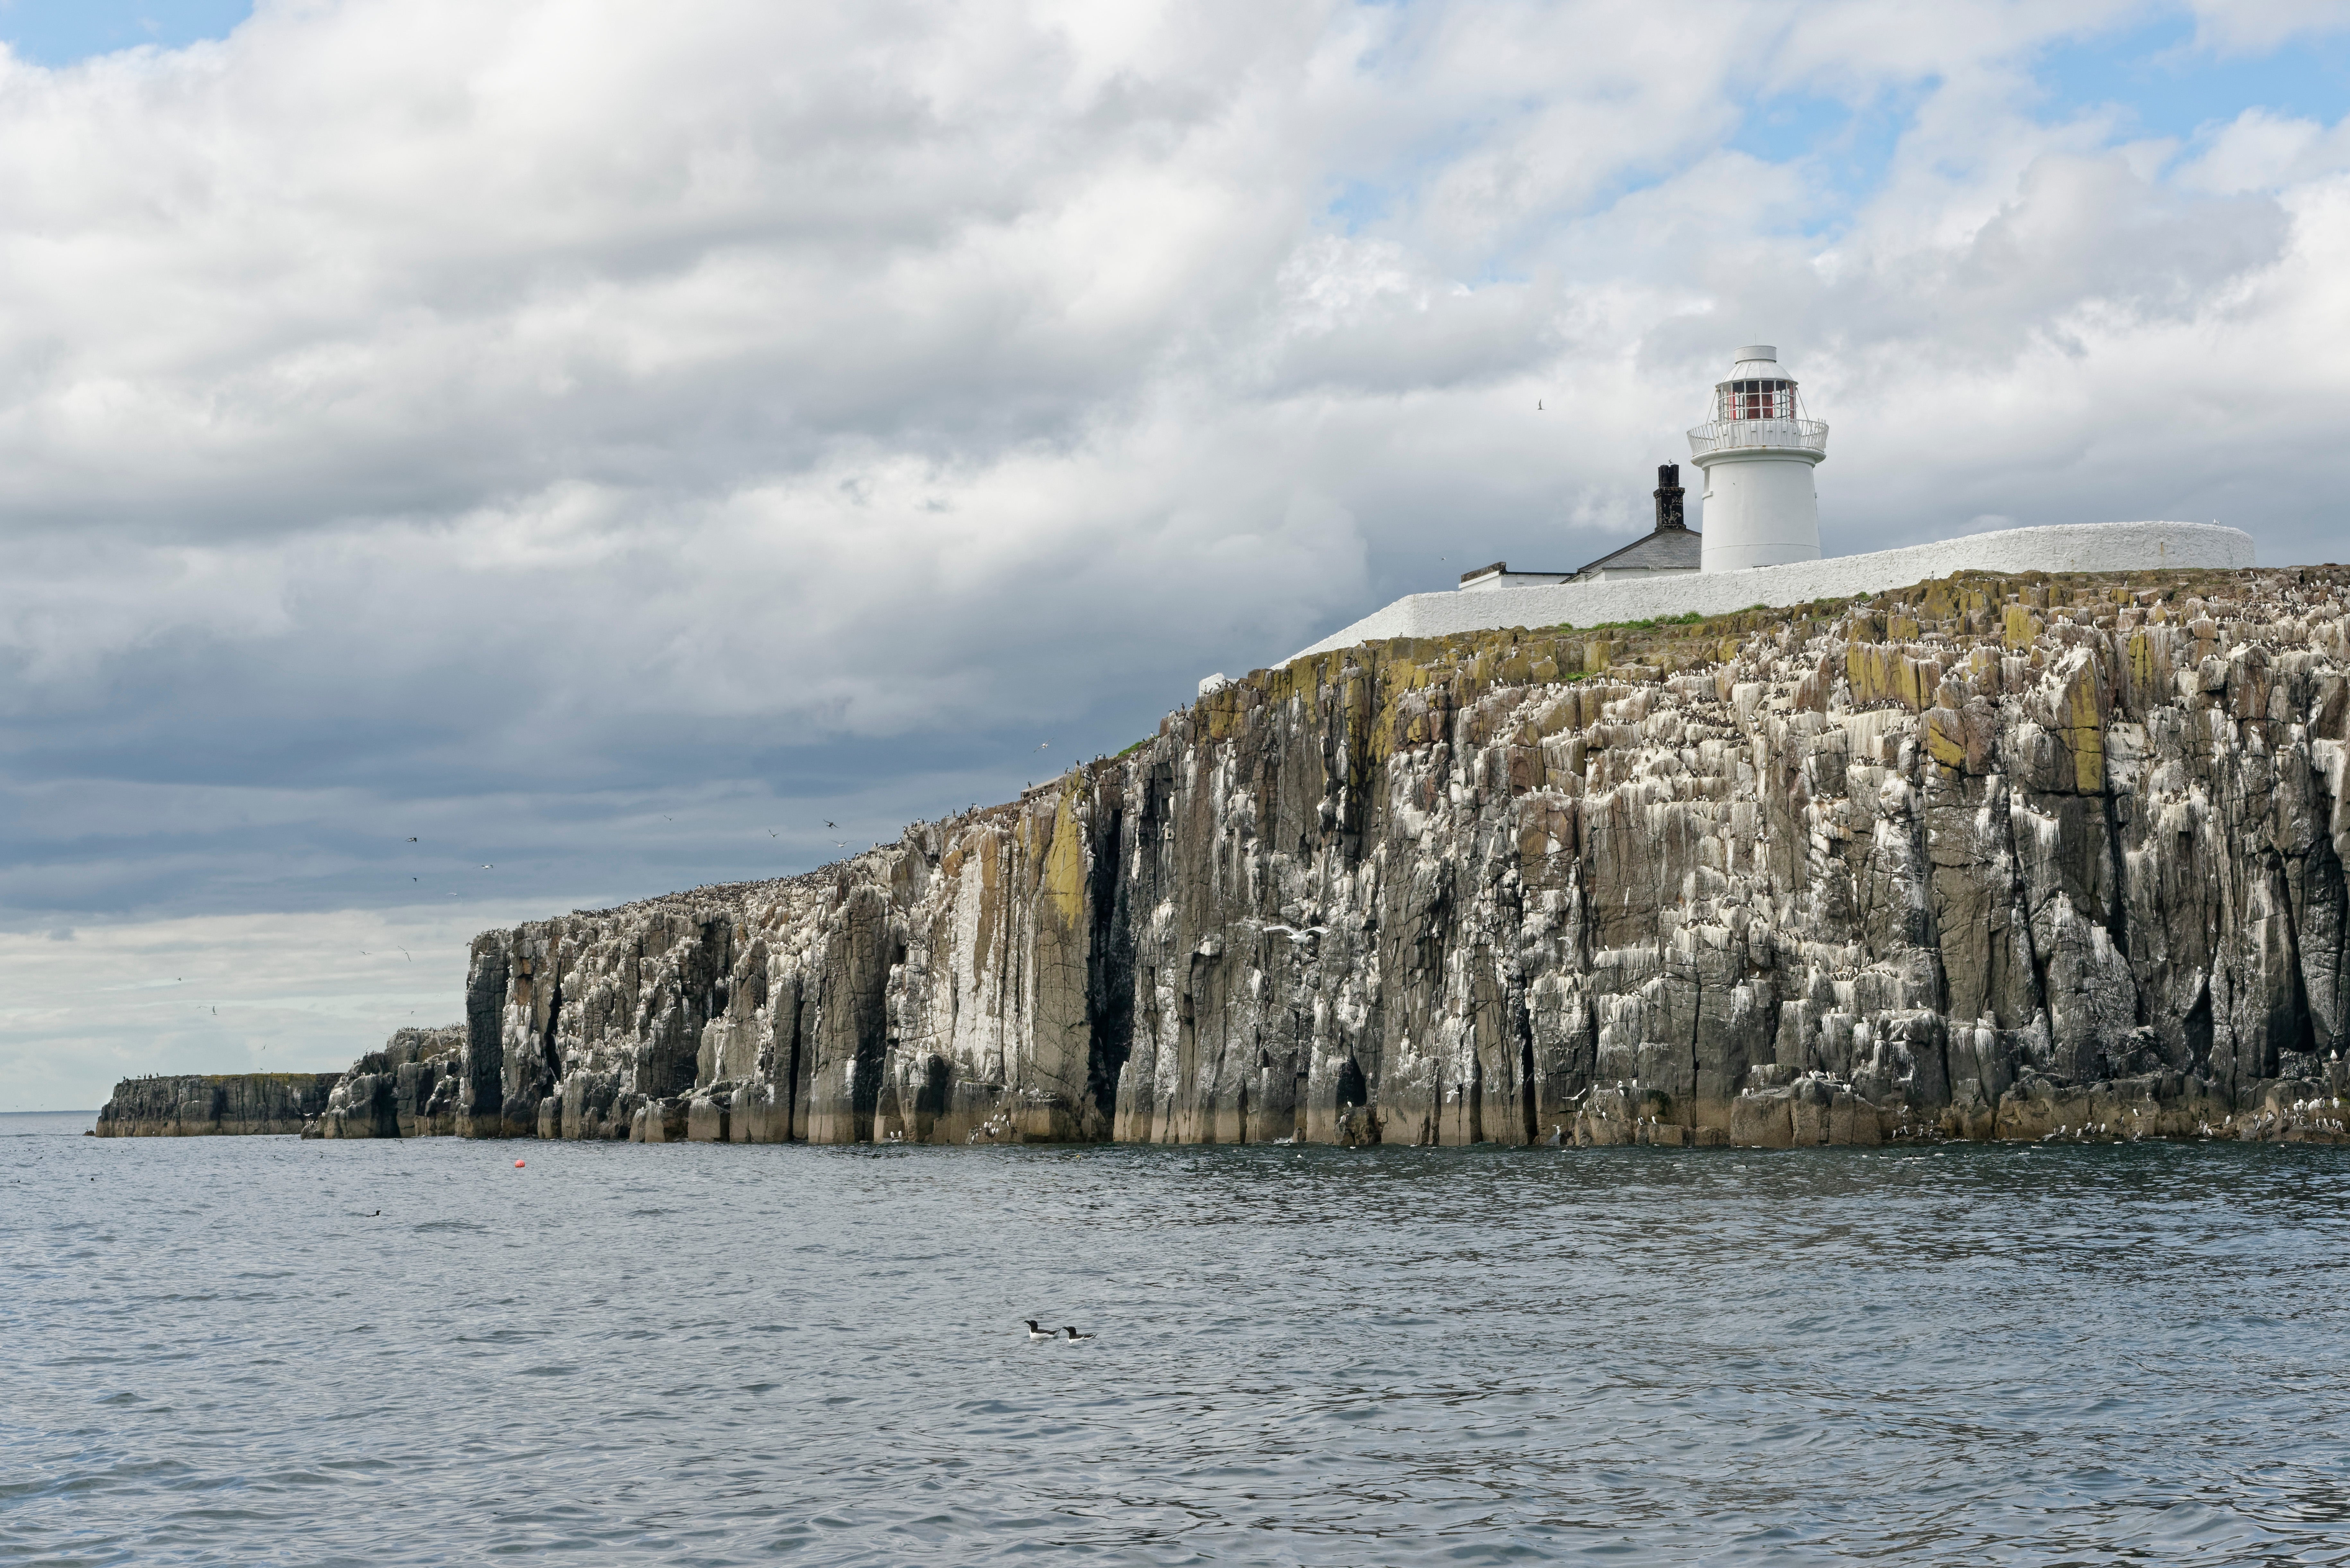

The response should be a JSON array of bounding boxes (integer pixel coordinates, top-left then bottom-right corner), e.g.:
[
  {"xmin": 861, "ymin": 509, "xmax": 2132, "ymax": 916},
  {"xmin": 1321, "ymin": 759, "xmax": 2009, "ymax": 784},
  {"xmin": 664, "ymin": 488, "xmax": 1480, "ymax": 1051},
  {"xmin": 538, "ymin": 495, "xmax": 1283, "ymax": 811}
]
[{"xmin": 5, "ymin": 1129, "xmax": 2348, "ymax": 1565}]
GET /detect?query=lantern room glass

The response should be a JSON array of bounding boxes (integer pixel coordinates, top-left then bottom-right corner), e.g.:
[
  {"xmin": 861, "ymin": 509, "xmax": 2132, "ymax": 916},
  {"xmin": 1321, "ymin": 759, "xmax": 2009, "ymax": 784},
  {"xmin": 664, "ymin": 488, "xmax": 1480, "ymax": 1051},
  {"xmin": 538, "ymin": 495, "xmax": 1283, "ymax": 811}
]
[{"xmin": 1719, "ymin": 378, "xmax": 1797, "ymax": 422}]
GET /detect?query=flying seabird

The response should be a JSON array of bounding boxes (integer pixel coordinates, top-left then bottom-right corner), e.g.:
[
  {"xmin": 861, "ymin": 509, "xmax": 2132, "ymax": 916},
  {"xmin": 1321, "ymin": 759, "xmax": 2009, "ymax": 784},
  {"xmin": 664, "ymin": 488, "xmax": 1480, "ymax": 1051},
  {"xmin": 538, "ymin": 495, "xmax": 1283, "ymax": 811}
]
[
  {"xmin": 406, "ymin": 837, "xmax": 418, "ymax": 842},
  {"xmin": 1061, "ymin": 1326, "xmax": 1095, "ymax": 1341},
  {"xmin": 1023, "ymin": 1320, "xmax": 1059, "ymax": 1341},
  {"xmin": 825, "ymin": 821, "xmax": 836, "ymax": 829}
]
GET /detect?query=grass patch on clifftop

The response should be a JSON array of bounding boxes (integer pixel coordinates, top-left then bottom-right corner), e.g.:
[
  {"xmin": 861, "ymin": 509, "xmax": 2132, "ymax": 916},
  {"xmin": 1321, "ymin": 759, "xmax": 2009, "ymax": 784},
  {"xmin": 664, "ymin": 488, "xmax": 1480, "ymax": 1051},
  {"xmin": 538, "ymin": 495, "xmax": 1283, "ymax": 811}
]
[{"xmin": 1553, "ymin": 611, "xmax": 1708, "ymax": 633}]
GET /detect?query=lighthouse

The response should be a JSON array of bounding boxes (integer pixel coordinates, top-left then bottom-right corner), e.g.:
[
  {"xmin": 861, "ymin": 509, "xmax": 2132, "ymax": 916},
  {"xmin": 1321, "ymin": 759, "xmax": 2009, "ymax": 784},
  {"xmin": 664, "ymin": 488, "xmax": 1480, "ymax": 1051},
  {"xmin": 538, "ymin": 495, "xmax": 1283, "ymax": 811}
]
[
  {"xmin": 1688, "ymin": 345, "xmax": 1827, "ymax": 572},
  {"xmin": 1286, "ymin": 331, "xmax": 2254, "ymax": 667}
]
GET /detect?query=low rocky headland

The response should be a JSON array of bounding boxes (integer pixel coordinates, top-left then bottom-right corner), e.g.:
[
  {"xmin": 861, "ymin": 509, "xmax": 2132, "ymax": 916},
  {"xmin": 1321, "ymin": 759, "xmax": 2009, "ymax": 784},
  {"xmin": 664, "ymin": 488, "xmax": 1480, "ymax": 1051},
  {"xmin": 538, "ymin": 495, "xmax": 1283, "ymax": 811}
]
[
  {"xmin": 105, "ymin": 564, "xmax": 2350, "ymax": 1147},
  {"xmin": 93, "ymin": 1073, "xmax": 340, "ymax": 1136}
]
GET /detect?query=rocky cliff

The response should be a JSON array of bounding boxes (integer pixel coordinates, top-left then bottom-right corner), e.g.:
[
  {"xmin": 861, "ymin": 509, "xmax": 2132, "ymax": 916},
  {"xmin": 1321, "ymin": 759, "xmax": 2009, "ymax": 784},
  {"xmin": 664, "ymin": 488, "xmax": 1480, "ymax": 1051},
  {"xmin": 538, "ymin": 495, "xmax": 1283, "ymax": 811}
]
[
  {"xmin": 316, "ymin": 564, "xmax": 2350, "ymax": 1148},
  {"xmin": 95, "ymin": 1073, "xmax": 340, "ymax": 1136},
  {"xmin": 309, "ymin": 1027, "xmax": 467, "ymax": 1138}
]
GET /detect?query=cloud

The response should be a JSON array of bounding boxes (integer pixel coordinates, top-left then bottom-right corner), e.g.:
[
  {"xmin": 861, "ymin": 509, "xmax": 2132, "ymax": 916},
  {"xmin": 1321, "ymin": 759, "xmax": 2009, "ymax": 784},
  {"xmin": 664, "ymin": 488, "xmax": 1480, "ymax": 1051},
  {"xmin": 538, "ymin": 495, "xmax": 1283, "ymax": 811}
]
[
  {"xmin": 2174, "ymin": 107, "xmax": 2350, "ymax": 193},
  {"xmin": 2184, "ymin": 0, "xmax": 2350, "ymax": 55},
  {"xmin": 0, "ymin": 902, "xmax": 533, "ymax": 1112},
  {"xmin": 3, "ymin": 0, "xmax": 2348, "ymax": 1103}
]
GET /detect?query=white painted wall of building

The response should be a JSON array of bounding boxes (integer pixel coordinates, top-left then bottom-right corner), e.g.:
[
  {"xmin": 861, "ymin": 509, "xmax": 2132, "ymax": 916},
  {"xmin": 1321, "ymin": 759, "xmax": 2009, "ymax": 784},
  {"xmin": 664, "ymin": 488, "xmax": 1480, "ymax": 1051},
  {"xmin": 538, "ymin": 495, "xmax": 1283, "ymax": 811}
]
[
  {"xmin": 1588, "ymin": 564, "xmax": 1697, "ymax": 582},
  {"xmin": 1283, "ymin": 521, "xmax": 2255, "ymax": 663},
  {"xmin": 1460, "ymin": 571, "xmax": 1571, "ymax": 592}
]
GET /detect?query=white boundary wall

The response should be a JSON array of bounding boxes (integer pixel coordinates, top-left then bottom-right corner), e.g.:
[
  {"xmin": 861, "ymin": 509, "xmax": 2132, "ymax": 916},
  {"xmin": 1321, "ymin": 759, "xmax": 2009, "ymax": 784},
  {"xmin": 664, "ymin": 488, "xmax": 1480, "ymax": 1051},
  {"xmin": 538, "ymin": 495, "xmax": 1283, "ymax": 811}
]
[{"xmin": 1287, "ymin": 522, "xmax": 2255, "ymax": 662}]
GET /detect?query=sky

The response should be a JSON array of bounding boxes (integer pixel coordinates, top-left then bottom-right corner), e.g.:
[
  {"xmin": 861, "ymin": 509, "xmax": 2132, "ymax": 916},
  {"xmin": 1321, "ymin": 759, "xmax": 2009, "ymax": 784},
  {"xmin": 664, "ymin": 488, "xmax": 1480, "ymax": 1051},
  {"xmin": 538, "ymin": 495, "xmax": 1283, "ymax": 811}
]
[{"xmin": 3, "ymin": 0, "xmax": 2348, "ymax": 1110}]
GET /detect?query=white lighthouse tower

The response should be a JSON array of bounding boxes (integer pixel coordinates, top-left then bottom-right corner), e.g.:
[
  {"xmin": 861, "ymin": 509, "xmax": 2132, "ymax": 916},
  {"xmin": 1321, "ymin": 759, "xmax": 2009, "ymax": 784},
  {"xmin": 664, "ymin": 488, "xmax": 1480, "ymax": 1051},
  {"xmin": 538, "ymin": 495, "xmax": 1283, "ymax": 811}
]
[{"xmin": 1688, "ymin": 345, "xmax": 1828, "ymax": 572}]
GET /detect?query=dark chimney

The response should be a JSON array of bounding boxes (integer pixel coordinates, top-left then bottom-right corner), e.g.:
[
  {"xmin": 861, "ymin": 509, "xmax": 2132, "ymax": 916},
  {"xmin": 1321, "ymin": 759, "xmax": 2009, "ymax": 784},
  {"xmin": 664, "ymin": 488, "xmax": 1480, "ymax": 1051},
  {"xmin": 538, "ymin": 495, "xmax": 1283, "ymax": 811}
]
[{"xmin": 1652, "ymin": 463, "xmax": 1685, "ymax": 531}]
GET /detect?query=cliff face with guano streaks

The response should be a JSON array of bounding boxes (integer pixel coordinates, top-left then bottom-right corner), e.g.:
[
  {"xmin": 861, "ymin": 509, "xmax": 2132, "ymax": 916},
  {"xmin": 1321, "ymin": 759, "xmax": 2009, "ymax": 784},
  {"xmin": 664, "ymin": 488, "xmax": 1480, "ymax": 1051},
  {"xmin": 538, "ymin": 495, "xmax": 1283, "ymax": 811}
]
[
  {"xmin": 311, "ymin": 564, "xmax": 2350, "ymax": 1148},
  {"xmin": 309, "ymin": 1027, "xmax": 468, "ymax": 1138}
]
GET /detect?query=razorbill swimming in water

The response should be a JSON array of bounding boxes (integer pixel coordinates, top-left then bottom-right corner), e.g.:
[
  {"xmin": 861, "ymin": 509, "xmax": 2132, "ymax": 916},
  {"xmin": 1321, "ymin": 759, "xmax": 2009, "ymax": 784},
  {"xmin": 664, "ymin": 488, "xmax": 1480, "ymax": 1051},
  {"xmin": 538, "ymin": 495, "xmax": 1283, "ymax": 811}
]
[
  {"xmin": 1023, "ymin": 1320, "xmax": 1059, "ymax": 1341},
  {"xmin": 1061, "ymin": 1327, "xmax": 1096, "ymax": 1341}
]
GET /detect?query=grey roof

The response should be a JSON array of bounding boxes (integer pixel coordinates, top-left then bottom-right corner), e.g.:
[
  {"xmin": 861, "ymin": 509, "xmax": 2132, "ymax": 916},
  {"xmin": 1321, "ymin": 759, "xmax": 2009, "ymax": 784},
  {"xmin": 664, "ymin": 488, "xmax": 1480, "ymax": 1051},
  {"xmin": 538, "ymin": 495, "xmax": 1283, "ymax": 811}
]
[{"xmin": 1573, "ymin": 524, "xmax": 1702, "ymax": 577}]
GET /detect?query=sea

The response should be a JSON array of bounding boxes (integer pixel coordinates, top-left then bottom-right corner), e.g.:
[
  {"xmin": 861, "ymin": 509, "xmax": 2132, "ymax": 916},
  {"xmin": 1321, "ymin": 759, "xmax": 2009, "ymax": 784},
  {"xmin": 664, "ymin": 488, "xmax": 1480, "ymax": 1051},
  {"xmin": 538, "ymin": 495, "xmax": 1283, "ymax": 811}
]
[{"xmin": 5, "ymin": 1109, "xmax": 2348, "ymax": 1566}]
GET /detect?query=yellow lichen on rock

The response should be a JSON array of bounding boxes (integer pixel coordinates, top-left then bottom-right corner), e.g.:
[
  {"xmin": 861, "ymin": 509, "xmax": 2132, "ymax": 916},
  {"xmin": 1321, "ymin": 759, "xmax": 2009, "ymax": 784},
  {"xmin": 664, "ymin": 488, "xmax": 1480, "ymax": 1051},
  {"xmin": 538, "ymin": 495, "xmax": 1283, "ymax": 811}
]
[
  {"xmin": 2056, "ymin": 656, "xmax": 2107, "ymax": 793},
  {"xmin": 1041, "ymin": 787, "xmax": 1088, "ymax": 932},
  {"xmin": 1923, "ymin": 706, "xmax": 1968, "ymax": 770}
]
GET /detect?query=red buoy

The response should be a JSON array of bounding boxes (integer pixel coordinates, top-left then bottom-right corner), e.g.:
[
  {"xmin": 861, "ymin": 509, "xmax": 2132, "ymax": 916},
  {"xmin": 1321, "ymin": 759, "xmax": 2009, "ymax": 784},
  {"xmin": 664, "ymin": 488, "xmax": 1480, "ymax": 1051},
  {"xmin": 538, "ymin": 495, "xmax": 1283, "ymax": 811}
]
[{"xmin": 514, "ymin": 1159, "xmax": 526, "ymax": 1168}]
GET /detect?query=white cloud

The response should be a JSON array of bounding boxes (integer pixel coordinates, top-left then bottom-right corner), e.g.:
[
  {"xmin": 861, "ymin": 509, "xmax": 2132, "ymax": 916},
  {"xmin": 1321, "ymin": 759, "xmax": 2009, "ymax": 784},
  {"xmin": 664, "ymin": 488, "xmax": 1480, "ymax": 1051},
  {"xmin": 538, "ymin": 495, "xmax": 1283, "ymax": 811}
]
[
  {"xmin": 2185, "ymin": 0, "xmax": 2350, "ymax": 54},
  {"xmin": 0, "ymin": 902, "xmax": 520, "ymax": 1111},
  {"xmin": 4, "ymin": 1, "xmax": 2350, "ymax": 1102},
  {"xmin": 2174, "ymin": 107, "xmax": 2350, "ymax": 193}
]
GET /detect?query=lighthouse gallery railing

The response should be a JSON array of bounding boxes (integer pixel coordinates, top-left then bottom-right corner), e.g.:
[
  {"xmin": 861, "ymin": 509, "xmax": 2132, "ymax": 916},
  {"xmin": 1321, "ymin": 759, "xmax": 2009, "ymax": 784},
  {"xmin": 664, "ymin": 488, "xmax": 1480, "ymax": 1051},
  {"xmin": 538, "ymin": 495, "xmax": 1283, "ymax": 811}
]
[{"xmin": 1686, "ymin": 417, "xmax": 1829, "ymax": 457}]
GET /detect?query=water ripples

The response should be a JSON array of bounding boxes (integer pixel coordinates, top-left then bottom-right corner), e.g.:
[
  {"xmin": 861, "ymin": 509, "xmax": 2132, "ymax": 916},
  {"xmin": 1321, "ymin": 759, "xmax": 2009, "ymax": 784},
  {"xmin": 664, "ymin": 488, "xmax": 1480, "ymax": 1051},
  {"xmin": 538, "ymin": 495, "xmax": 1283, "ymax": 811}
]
[{"xmin": 4, "ymin": 1119, "xmax": 2349, "ymax": 1563}]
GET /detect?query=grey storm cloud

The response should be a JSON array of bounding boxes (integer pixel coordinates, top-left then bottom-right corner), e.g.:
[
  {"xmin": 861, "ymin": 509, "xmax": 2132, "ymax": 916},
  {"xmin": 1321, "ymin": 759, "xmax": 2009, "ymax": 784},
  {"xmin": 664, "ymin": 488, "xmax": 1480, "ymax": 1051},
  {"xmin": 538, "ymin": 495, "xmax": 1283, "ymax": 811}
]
[{"xmin": 3, "ymin": 0, "xmax": 2349, "ymax": 1107}]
